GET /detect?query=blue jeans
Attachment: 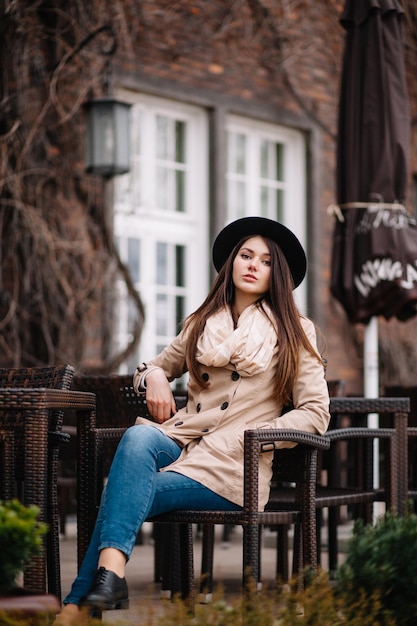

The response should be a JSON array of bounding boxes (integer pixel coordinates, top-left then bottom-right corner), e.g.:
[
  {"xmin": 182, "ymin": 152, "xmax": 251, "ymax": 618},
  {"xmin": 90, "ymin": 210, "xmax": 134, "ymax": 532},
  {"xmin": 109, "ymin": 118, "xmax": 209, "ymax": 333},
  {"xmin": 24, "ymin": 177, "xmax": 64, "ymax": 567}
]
[{"xmin": 64, "ymin": 424, "xmax": 240, "ymax": 605}]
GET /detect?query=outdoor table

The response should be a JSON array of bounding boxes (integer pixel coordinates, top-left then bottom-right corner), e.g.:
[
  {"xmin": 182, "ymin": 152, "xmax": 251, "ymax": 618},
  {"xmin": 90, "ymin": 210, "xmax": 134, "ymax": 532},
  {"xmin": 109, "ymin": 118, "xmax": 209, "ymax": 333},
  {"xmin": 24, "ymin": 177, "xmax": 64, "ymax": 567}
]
[{"xmin": 0, "ymin": 388, "xmax": 96, "ymax": 594}]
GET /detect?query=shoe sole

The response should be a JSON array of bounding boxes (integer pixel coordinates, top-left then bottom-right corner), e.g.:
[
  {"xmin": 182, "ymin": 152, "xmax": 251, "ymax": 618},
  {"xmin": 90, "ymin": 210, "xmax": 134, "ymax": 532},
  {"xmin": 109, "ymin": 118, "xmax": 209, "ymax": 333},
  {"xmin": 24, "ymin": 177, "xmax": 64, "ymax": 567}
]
[{"xmin": 82, "ymin": 598, "xmax": 130, "ymax": 611}]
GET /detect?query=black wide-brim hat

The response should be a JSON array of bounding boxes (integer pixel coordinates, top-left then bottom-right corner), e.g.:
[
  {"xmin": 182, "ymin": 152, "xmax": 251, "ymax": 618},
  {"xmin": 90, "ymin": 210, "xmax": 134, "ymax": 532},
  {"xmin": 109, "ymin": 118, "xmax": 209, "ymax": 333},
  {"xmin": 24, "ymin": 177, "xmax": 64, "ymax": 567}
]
[{"xmin": 212, "ymin": 216, "xmax": 307, "ymax": 289}]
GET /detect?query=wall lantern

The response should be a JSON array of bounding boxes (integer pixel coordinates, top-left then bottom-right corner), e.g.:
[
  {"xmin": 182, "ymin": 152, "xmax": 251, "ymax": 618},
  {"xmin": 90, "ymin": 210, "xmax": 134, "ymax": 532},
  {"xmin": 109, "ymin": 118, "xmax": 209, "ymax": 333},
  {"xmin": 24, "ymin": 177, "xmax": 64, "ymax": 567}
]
[{"xmin": 85, "ymin": 97, "xmax": 132, "ymax": 177}]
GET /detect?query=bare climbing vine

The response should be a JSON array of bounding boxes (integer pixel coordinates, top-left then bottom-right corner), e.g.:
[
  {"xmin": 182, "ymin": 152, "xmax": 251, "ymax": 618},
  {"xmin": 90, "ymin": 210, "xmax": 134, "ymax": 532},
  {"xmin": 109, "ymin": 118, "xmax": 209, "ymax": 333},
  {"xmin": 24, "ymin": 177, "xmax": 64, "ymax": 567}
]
[{"xmin": 0, "ymin": 2, "xmax": 145, "ymax": 371}]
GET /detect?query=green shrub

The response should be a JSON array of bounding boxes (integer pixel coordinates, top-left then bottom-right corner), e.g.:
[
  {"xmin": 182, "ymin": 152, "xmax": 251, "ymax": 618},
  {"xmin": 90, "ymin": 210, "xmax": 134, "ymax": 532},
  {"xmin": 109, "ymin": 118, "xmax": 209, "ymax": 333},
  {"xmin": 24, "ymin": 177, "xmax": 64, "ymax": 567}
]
[
  {"xmin": 0, "ymin": 499, "xmax": 48, "ymax": 595},
  {"xmin": 336, "ymin": 510, "xmax": 417, "ymax": 625}
]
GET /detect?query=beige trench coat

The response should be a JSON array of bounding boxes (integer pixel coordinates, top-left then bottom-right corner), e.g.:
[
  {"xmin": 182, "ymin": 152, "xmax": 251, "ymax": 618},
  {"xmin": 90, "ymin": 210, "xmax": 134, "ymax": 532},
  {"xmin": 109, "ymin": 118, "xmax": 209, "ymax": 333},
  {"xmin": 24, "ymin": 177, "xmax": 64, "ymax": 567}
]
[{"xmin": 133, "ymin": 316, "xmax": 330, "ymax": 510}]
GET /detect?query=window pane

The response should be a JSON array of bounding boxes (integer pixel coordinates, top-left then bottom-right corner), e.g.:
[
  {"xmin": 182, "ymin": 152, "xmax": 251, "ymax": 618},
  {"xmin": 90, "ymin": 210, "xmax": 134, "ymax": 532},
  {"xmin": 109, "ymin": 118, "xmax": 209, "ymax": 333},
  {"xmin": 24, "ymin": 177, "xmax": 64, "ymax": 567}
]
[
  {"xmin": 175, "ymin": 170, "xmax": 185, "ymax": 212},
  {"xmin": 156, "ymin": 166, "xmax": 168, "ymax": 210},
  {"xmin": 228, "ymin": 179, "xmax": 246, "ymax": 217},
  {"xmin": 155, "ymin": 117, "xmax": 187, "ymax": 212},
  {"xmin": 236, "ymin": 134, "xmax": 246, "ymax": 173},
  {"xmin": 175, "ymin": 121, "xmax": 186, "ymax": 163},
  {"xmin": 176, "ymin": 245, "xmax": 185, "ymax": 287},
  {"xmin": 260, "ymin": 185, "xmax": 269, "ymax": 216},
  {"xmin": 156, "ymin": 242, "xmax": 167, "ymax": 285},
  {"xmin": 132, "ymin": 107, "xmax": 141, "ymax": 155},
  {"xmin": 156, "ymin": 115, "xmax": 169, "ymax": 159},
  {"xmin": 276, "ymin": 189, "xmax": 284, "ymax": 221},
  {"xmin": 259, "ymin": 186, "xmax": 284, "ymax": 219},
  {"xmin": 260, "ymin": 140, "xmax": 284, "ymax": 182},
  {"xmin": 127, "ymin": 297, "xmax": 137, "ymax": 334},
  {"xmin": 260, "ymin": 140, "xmax": 269, "ymax": 178},
  {"xmin": 157, "ymin": 116, "xmax": 186, "ymax": 163},
  {"xmin": 127, "ymin": 238, "xmax": 140, "ymax": 283},
  {"xmin": 131, "ymin": 161, "xmax": 142, "ymax": 205},
  {"xmin": 127, "ymin": 352, "xmax": 138, "ymax": 374},
  {"xmin": 176, "ymin": 295, "xmax": 184, "ymax": 328},
  {"xmin": 156, "ymin": 293, "xmax": 168, "ymax": 335},
  {"xmin": 228, "ymin": 132, "xmax": 246, "ymax": 174},
  {"xmin": 276, "ymin": 143, "xmax": 284, "ymax": 181}
]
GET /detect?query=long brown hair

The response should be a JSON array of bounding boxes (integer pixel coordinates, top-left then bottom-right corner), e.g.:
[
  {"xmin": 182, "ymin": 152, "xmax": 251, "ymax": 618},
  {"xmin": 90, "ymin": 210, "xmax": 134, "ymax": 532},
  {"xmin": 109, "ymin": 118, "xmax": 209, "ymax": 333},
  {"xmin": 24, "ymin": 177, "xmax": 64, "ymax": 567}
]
[{"xmin": 183, "ymin": 235, "xmax": 323, "ymax": 404}]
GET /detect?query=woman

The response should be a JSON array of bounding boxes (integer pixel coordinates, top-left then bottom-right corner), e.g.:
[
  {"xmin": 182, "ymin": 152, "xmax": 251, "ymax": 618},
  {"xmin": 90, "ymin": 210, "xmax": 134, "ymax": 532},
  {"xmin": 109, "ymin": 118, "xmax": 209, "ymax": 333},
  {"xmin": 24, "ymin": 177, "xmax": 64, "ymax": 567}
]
[{"xmin": 56, "ymin": 216, "xmax": 330, "ymax": 623}]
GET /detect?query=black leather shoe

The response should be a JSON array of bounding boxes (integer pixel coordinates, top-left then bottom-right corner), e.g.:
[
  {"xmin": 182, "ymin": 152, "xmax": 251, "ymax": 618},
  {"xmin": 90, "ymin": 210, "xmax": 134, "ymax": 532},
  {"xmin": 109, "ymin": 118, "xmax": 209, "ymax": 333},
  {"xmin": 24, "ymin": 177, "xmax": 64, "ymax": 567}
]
[{"xmin": 80, "ymin": 567, "xmax": 129, "ymax": 610}]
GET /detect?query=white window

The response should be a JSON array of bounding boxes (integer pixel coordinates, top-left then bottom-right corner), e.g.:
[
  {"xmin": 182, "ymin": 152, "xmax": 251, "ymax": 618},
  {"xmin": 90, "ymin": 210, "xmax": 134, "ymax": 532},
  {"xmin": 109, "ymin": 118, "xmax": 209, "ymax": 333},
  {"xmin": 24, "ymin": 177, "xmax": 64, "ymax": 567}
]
[
  {"xmin": 113, "ymin": 94, "xmax": 209, "ymax": 374},
  {"xmin": 226, "ymin": 115, "xmax": 307, "ymax": 312}
]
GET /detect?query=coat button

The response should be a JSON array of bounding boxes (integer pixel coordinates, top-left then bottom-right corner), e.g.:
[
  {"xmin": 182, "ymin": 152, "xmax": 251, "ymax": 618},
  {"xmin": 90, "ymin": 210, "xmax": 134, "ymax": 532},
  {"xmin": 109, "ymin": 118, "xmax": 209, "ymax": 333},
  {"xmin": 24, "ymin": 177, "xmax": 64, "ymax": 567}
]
[
  {"xmin": 201, "ymin": 428, "xmax": 209, "ymax": 433},
  {"xmin": 196, "ymin": 403, "xmax": 201, "ymax": 412},
  {"xmin": 202, "ymin": 373, "xmax": 209, "ymax": 382},
  {"xmin": 231, "ymin": 371, "xmax": 240, "ymax": 381},
  {"xmin": 220, "ymin": 402, "xmax": 229, "ymax": 410},
  {"xmin": 174, "ymin": 421, "xmax": 184, "ymax": 426}
]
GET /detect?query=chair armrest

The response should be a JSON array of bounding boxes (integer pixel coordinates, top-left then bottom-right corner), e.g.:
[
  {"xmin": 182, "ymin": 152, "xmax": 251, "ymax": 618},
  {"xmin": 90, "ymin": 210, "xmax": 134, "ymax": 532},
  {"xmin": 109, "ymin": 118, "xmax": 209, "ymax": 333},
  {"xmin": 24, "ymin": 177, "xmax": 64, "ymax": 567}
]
[
  {"xmin": 325, "ymin": 427, "xmax": 395, "ymax": 442},
  {"xmin": 245, "ymin": 428, "xmax": 331, "ymax": 452},
  {"xmin": 243, "ymin": 429, "xmax": 329, "ymax": 513},
  {"xmin": 329, "ymin": 396, "xmax": 410, "ymax": 414}
]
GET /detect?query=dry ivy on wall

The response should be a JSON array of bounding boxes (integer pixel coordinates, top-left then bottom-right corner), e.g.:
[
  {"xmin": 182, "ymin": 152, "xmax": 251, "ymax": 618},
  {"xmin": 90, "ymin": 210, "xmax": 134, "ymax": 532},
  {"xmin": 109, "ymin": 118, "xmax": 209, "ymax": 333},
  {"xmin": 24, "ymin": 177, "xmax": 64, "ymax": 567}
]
[
  {"xmin": 0, "ymin": 1, "xmax": 144, "ymax": 371},
  {"xmin": 0, "ymin": 0, "xmax": 340, "ymax": 372}
]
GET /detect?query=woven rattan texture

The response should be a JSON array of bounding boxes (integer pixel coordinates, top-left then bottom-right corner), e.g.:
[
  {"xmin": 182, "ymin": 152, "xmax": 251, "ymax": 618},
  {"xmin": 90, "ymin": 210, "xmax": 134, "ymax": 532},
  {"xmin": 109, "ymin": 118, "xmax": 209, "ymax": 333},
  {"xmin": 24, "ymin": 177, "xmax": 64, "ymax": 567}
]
[{"xmin": 0, "ymin": 365, "xmax": 75, "ymax": 598}]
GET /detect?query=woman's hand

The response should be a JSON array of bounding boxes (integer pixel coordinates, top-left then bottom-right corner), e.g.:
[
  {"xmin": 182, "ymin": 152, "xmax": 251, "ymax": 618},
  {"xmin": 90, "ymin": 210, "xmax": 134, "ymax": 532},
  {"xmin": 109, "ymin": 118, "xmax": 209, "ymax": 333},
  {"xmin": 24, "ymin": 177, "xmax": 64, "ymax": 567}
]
[{"xmin": 145, "ymin": 368, "xmax": 177, "ymax": 423}]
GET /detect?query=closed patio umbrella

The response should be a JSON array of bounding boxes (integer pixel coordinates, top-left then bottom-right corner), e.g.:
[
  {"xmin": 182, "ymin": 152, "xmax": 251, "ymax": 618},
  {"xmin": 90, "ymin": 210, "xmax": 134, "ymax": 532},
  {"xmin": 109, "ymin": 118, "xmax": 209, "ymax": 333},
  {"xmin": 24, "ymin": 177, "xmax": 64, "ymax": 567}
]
[
  {"xmin": 329, "ymin": 0, "xmax": 414, "ymax": 499},
  {"xmin": 330, "ymin": 0, "xmax": 415, "ymax": 327}
]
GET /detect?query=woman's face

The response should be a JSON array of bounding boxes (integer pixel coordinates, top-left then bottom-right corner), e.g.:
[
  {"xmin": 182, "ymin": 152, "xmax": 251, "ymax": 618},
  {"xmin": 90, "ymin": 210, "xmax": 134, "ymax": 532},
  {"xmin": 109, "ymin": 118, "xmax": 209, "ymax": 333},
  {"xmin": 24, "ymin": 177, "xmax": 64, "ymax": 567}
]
[{"xmin": 232, "ymin": 236, "xmax": 271, "ymax": 304}]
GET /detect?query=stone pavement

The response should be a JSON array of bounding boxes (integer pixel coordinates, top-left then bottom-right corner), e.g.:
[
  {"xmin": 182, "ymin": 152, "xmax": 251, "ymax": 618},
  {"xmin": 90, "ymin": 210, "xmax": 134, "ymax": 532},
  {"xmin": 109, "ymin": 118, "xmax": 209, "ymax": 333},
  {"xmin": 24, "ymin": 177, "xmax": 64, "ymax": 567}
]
[{"xmin": 58, "ymin": 517, "xmax": 354, "ymax": 624}]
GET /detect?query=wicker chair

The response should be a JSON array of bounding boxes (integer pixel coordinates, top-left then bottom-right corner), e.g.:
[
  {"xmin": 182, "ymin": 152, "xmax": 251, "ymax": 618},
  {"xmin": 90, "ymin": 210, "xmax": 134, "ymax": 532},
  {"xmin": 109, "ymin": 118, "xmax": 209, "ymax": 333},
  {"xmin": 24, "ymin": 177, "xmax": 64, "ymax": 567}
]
[
  {"xmin": 383, "ymin": 386, "xmax": 417, "ymax": 511},
  {"xmin": 320, "ymin": 396, "xmax": 409, "ymax": 570},
  {"xmin": 198, "ymin": 395, "xmax": 410, "ymax": 592},
  {"xmin": 266, "ymin": 396, "xmax": 410, "ymax": 577},
  {"xmin": 196, "ymin": 380, "xmax": 345, "ymax": 588},
  {"xmin": 0, "ymin": 365, "xmax": 76, "ymax": 598},
  {"xmin": 74, "ymin": 374, "xmax": 330, "ymax": 608},
  {"xmin": 154, "ymin": 429, "xmax": 330, "ymax": 604}
]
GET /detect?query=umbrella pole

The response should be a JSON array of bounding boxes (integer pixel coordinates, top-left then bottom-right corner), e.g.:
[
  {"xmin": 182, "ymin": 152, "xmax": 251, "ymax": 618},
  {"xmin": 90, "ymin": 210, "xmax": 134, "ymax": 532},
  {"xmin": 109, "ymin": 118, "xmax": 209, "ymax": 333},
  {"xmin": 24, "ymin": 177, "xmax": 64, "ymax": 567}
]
[
  {"xmin": 364, "ymin": 316, "xmax": 379, "ymax": 399},
  {"xmin": 364, "ymin": 316, "xmax": 383, "ymax": 518}
]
